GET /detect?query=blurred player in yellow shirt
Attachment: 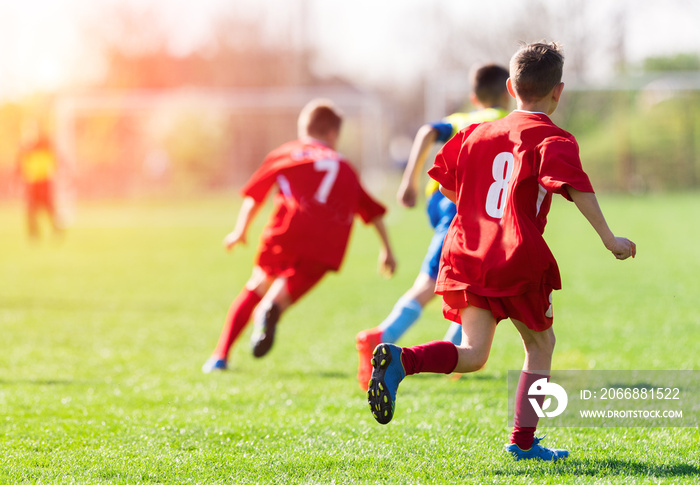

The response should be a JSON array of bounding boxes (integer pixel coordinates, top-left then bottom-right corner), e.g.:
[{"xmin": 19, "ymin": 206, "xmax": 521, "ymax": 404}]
[{"xmin": 16, "ymin": 129, "xmax": 63, "ymax": 240}]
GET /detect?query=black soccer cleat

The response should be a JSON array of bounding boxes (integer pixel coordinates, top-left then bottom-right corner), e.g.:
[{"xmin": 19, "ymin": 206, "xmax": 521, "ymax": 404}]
[{"xmin": 251, "ymin": 302, "xmax": 280, "ymax": 358}]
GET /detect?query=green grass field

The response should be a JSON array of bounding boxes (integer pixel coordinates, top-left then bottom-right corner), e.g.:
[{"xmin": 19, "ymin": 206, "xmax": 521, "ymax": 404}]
[{"xmin": 1, "ymin": 191, "xmax": 699, "ymax": 484}]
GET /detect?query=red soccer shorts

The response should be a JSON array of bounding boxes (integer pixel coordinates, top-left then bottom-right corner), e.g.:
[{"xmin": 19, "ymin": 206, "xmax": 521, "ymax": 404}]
[
  {"xmin": 441, "ymin": 286, "xmax": 554, "ymax": 332},
  {"xmin": 257, "ymin": 255, "xmax": 330, "ymax": 303},
  {"xmin": 27, "ymin": 181, "xmax": 55, "ymax": 212}
]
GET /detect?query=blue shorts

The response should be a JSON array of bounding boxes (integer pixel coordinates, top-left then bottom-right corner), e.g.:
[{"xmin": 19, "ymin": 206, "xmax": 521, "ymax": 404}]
[{"xmin": 420, "ymin": 191, "xmax": 456, "ymax": 280}]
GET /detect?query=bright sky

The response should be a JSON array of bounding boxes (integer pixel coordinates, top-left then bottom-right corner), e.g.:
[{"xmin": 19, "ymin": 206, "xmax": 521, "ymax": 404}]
[{"xmin": 0, "ymin": 0, "xmax": 697, "ymax": 100}]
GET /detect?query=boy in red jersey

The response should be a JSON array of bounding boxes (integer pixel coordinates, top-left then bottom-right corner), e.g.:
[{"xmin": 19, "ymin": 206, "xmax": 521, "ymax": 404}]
[
  {"xmin": 355, "ymin": 64, "xmax": 511, "ymax": 389},
  {"xmin": 366, "ymin": 42, "xmax": 636, "ymax": 461},
  {"xmin": 203, "ymin": 99, "xmax": 396, "ymax": 372}
]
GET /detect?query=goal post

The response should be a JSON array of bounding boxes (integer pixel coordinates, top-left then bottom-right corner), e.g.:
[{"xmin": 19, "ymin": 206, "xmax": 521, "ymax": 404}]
[{"xmin": 53, "ymin": 86, "xmax": 388, "ymax": 200}]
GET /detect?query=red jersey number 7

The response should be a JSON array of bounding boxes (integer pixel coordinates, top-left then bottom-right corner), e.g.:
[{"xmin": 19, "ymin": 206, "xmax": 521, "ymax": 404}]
[{"xmin": 314, "ymin": 159, "xmax": 340, "ymax": 204}]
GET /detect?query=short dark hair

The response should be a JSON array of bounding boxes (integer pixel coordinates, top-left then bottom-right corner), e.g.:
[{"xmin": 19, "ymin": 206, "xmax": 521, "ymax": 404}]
[
  {"xmin": 471, "ymin": 64, "xmax": 510, "ymax": 105},
  {"xmin": 509, "ymin": 42, "xmax": 564, "ymax": 102},
  {"xmin": 298, "ymin": 99, "xmax": 343, "ymax": 138}
]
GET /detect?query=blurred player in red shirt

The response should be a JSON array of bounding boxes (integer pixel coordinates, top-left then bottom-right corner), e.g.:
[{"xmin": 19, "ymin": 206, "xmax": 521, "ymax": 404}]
[
  {"xmin": 366, "ymin": 42, "xmax": 636, "ymax": 461},
  {"xmin": 203, "ymin": 99, "xmax": 396, "ymax": 372},
  {"xmin": 16, "ymin": 127, "xmax": 64, "ymax": 241}
]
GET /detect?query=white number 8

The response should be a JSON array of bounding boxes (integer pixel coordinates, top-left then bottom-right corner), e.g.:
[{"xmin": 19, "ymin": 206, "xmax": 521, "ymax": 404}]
[{"xmin": 485, "ymin": 152, "xmax": 514, "ymax": 219}]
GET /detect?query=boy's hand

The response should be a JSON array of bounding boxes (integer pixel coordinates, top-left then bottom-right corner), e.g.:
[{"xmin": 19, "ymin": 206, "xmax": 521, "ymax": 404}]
[
  {"xmin": 606, "ymin": 237, "xmax": 636, "ymax": 260},
  {"xmin": 397, "ymin": 182, "xmax": 418, "ymax": 208},
  {"xmin": 223, "ymin": 230, "xmax": 246, "ymax": 251},
  {"xmin": 378, "ymin": 249, "xmax": 397, "ymax": 278}
]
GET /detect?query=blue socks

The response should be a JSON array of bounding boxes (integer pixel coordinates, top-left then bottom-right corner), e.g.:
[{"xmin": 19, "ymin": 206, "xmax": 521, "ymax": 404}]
[
  {"xmin": 378, "ymin": 297, "xmax": 462, "ymax": 345},
  {"xmin": 378, "ymin": 297, "xmax": 422, "ymax": 343},
  {"xmin": 443, "ymin": 322, "xmax": 463, "ymax": 345}
]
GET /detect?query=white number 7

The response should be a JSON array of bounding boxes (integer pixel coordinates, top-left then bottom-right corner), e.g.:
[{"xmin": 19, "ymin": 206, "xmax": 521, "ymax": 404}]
[{"xmin": 313, "ymin": 159, "xmax": 340, "ymax": 203}]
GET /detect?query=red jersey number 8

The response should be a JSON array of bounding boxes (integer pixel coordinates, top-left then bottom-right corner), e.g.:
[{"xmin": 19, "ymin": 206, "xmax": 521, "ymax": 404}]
[
  {"xmin": 314, "ymin": 159, "xmax": 340, "ymax": 203},
  {"xmin": 485, "ymin": 152, "xmax": 514, "ymax": 219}
]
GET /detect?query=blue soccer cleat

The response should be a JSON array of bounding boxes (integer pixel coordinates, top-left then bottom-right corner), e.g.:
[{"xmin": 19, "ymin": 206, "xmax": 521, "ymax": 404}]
[
  {"xmin": 201, "ymin": 357, "xmax": 227, "ymax": 373},
  {"xmin": 504, "ymin": 436, "xmax": 569, "ymax": 461},
  {"xmin": 367, "ymin": 343, "xmax": 406, "ymax": 425}
]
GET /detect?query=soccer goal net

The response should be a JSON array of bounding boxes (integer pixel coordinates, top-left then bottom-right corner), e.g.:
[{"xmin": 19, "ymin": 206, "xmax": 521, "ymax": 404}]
[{"xmin": 53, "ymin": 86, "xmax": 387, "ymax": 199}]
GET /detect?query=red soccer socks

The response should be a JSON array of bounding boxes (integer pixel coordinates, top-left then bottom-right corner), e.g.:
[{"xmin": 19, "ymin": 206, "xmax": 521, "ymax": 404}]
[
  {"xmin": 510, "ymin": 371, "xmax": 550, "ymax": 450},
  {"xmin": 400, "ymin": 341, "xmax": 459, "ymax": 376},
  {"xmin": 213, "ymin": 289, "xmax": 262, "ymax": 360}
]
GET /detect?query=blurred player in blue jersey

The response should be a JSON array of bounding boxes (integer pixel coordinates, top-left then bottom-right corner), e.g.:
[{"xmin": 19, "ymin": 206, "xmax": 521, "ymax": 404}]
[{"xmin": 355, "ymin": 64, "xmax": 511, "ymax": 388}]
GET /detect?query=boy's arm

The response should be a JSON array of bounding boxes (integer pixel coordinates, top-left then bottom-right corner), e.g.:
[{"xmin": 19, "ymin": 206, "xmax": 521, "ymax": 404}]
[
  {"xmin": 567, "ymin": 187, "xmax": 636, "ymax": 260},
  {"xmin": 397, "ymin": 124, "xmax": 438, "ymax": 208},
  {"xmin": 370, "ymin": 216, "xmax": 397, "ymax": 277},
  {"xmin": 223, "ymin": 196, "xmax": 262, "ymax": 251},
  {"xmin": 439, "ymin": 185, "xmax": 457, "ymax": 204}
]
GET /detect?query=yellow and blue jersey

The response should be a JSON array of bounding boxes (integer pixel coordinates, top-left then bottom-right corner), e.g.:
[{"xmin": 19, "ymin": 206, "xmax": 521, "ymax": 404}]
[
  {"xmin": 425, "ymin": 107, "xmax": 510, "ymax": 196},
  {"xmin": 419, "ymin": 107, "xmax": 509, "ymax": 280},
  {"xmin": 19, "ymin": 140, "xmax": 58, "ymax": 184}
]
